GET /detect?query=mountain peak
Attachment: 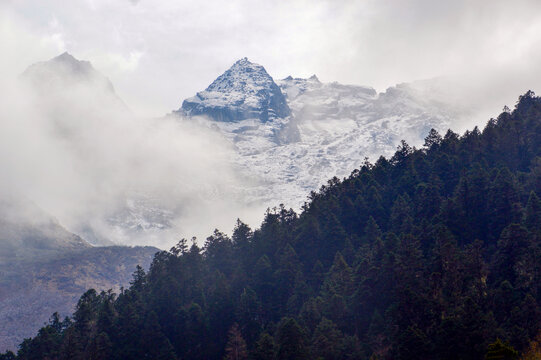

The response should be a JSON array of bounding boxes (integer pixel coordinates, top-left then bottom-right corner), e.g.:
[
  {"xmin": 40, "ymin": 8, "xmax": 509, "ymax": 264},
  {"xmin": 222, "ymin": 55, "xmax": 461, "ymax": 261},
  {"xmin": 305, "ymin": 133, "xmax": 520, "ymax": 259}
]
[
  {"xmin": 22, "ymin": 52, "xmax": 98, "ymax": 82},
  {"xmin": 281, "ymin": 74, "xmax": 320, "ymax": 83},
  {"xmin": 20, "ymin": 53, "xmax": 125, "ymax": 111},
  {"xmin": 204, "ymin": 58, "xmax": 271, "ymax": 93},
  {"xmin": 54, "ymin": 51, "xmax": 77, "ymax": 62},
  {"xmin": 180, "ymin": 59, "xmax": 291, "ymax": 122},
  {"xmin": 233, "ymin": 57, "xmax": 251, "ymax": 66}
]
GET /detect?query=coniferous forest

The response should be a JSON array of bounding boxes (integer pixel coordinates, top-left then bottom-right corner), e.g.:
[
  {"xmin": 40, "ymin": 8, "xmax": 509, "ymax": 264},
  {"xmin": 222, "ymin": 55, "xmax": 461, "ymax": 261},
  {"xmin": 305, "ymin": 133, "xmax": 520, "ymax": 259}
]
[{"xmin": 3, "ymin": 92, "xmax": 541, "ymax": 359}]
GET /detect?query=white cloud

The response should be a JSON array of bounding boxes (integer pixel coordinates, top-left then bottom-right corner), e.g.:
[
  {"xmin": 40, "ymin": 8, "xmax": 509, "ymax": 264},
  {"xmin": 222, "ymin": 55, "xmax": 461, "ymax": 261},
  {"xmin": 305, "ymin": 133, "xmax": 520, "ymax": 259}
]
[
  {"xmin": 4, "ymin": 0, "xmax": 541, "ymax": 120},
  {"xmin": 96, "ymin": 51, "xmax": 144, "ymax": 73},
  {"xmin": 2, "ymin": 0, "xmax": 541, "ymax": 247}
]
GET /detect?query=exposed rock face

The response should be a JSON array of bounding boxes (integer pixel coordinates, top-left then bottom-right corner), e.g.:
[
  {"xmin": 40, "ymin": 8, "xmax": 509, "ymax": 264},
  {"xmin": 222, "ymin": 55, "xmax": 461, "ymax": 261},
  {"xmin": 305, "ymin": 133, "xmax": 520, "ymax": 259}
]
[
  {"xmin": 0, "ymin": 245, "xmax": 158, "ymax": 352},
  {"xmin": 0, "ymin": 195, "xmax": 90, "ymax": 263},
  {"xmin": 180, "ymin": 58, "xmax": 291, "ymax": 122},
  {"xmin": 0, "ymin": 193, "xmax": 159, "ymax": 351}
]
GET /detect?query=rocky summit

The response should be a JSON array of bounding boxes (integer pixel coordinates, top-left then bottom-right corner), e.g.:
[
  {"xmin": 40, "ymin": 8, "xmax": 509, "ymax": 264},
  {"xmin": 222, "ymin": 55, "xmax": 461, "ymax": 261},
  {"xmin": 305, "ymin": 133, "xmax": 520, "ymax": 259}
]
[
  {"xmin": 176, "ymin": 65, "xmax": 457, "ymax": 211},
  {"xmin": 180, "ymin": 58, "xmax": 291, "ymax": 122}
]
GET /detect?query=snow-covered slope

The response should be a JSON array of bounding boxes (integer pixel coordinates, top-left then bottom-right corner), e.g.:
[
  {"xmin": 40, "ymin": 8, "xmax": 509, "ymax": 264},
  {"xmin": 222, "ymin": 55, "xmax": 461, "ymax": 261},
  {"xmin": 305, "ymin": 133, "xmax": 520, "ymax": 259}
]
[
  {"xmin": 178, "ymin": 62, "xmax": 455, "ymax": 209},
  {"xmin": 180, "ymin": 58, "xmax": 290, "ymax": 122}
]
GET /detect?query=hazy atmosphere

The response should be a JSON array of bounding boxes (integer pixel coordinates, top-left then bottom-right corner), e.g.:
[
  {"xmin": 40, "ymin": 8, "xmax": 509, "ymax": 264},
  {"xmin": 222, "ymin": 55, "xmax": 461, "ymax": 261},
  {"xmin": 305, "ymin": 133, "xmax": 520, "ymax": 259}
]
[
  {"xmin": 2, "ymin": 0, "xmax": 541, "ymax": 248},
  {"xmin": 3, "ymin": 0, "xmax": 541, "ymax": 117}
]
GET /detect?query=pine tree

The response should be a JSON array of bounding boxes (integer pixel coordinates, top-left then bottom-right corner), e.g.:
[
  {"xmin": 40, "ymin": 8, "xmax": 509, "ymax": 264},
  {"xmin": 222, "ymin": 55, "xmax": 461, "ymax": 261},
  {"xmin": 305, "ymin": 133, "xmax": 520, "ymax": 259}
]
[
  {"xmin": 311, "ymin": 317, "xmax": 344, "ymax": 360},
  {"xmin": 170, "ymin": 237, "xmax": 189, "ymax": 256},
  {"xmin": 138, "ymin": 311, "xmax": 177, "ymax": 360},
  {"xmin": 223, "ymin": 323, "xmax": 248, "ymax": 360},
  {"xmin": 487, "ymin": 168, "xmax": 520, "ymax": 239},
  {"xmin": 390, "ymin": 195, "xmax": 414, "ymax": 234},
  {"xmin": 232, "ymin": 219, "xmax": 253, "ymax": 270},
  {"xmin": 86, "ymin": 332, "xmax": 112, "ymax": 360},
  {"xmin": 493, "ymin": 224, "xmax": 530, "ymax": 286},
  {"xmin": 130, "ymin": 265, "xmax": 146, "ymax": 291},
  {"xmin": 367, "ymin": 309, "xmax": 387, "ymax": 357},
  {"xmin": 524, "ymin": 192, "xmax": 541, "ymax": 233},
  {"xmin": 322, "ymin": 252, "xmax": 353, "ymax": 298},
  {"xmin": 251, "ymin": 332, "xmax": 275, "ymax": 360},
  {"xmin": 237, "ymin": 286, "xmax": 262, "ymax": 344},
  {"xmin": 424, "ymin": 128, "xmax": 443, "ymax": 150},
  {"xmin": 275, "ymin": 318, "xmax": 309, "ymax": 360}
]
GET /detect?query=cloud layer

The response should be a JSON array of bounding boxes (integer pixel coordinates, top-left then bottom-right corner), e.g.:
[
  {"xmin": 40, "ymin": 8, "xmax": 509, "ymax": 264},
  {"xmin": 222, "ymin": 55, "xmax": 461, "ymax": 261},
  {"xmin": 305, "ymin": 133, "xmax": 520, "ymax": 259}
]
[
  {"xmin": 0, "ymin": 42, "xmax": 264, "ymax": 248},
  {"xmin": 3, "ymin": 0, "xmax": 541, "ymax": 121}
]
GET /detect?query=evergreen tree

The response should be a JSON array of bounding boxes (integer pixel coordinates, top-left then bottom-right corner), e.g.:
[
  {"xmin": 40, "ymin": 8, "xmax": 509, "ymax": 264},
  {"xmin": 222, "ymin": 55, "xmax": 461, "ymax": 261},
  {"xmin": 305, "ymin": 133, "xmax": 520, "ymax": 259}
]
[
  {"xmin": 86, "ymin": 332, "xmax": 112, "ymax": 360},
  {"xmin": 223, "ymin": 323, "xmax": 248, "ymax": 360},
  {"xmin": 311, "ymin": 317, "xmax": 344, "ymax": 360},
  {"xmin": 275, "ymin": 318, "xmax": 309, "ymax": 360},
  {"xmin": 524, "ymin": 192, "xmax": 541, "ymax": 233},
  {"xmin": 251, "ymin": 332, "xmax": 275, "ymax": 360},
  {"xmin": 424, "ymin": 128, "xmax": 443, "ymax": 150},
  {"xmin": 138, "ymin": 311, "xmax": 177, "ymax": 360}
]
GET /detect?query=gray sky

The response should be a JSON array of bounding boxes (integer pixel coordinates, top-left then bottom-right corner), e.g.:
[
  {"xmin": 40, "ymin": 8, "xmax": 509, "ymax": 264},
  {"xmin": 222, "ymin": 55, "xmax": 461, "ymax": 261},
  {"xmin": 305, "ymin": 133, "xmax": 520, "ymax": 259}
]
[{"xmin": 3, "ymin": 0, "xmax": 541, "ymax": 118}]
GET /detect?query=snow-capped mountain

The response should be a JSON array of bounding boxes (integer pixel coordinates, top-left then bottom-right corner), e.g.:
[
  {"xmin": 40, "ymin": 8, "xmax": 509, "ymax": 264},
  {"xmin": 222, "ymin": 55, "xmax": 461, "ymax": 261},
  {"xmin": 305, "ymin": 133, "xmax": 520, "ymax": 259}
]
[
  {"xmin": 13, "ymin": 54, "xmax": 462, "ymax": 247},
  {"xmin": 179, "ymin": 57, "xmax": 290, "ymax": 122},
  {"xmin": 177, "ymin": 59, "xmax": 456, "ymax": 209}
]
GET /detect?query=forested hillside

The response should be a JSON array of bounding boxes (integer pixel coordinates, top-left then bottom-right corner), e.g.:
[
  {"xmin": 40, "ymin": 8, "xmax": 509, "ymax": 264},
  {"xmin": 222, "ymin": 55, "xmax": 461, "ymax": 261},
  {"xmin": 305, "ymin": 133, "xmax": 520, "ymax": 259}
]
[{"xmin": 4, "ymin": 91, "xmax": 541, "ymax": 359}]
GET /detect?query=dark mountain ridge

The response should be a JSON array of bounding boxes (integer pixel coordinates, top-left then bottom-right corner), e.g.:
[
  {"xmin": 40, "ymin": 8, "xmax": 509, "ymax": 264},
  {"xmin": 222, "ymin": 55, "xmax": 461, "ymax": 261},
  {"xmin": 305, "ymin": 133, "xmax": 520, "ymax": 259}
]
[
  {"xmin": 0, "ymin": 245, "xmax": 158, "ymax": 352},
  {"xmin": 0, "ymin": 193, "xmax": 159, "ymax": 351},
  {"xmin": 0, "ymin": 194, "xmax": 90, "ymax": 263}
]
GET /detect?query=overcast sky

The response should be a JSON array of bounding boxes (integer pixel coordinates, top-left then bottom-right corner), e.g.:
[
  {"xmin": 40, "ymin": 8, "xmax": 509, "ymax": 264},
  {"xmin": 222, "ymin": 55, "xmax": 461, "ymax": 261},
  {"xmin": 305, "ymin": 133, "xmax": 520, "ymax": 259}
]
[
  {"xmin": 3, "ymin": 0, "xmax": 541, "ymax": 118},
  {"xmin": 2, "ymin": 0, "xmax": 541, "ymax": 247}
]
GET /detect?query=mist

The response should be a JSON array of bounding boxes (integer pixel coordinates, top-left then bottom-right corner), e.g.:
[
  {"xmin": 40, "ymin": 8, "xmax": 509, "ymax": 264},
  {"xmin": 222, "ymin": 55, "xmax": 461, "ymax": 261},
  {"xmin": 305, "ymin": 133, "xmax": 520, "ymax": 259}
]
[
  {"xmin": 3, "ymin": 0, "xmax": 541, "ymax": 249},
  {"xmin": 0, "ymin": 41, "xmax": 267, "ymax": 249},
  {"xmin": 3, "ymin": 0, "xmax": 541, "ymax": 123}
]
